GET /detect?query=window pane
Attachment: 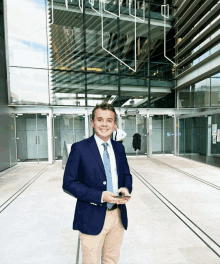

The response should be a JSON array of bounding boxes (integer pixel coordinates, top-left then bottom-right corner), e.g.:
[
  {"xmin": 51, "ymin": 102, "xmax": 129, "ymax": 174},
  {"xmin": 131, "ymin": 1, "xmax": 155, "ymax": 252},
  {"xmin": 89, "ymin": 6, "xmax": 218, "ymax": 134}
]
[
  {"xmin": 6, "ymin": 0, "xmax": 48, "ymax": 68},
  {"xmin": 10, "ymin": 67, "xmax": 49, "ymax": 105}
]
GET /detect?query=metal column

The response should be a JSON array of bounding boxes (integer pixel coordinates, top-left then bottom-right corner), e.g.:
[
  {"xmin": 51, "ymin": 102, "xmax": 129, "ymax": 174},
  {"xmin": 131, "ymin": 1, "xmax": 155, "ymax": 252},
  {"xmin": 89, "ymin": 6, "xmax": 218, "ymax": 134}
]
[{"xmin": 47, "ymin": 110, "xmax": 53, "ymax": 164}]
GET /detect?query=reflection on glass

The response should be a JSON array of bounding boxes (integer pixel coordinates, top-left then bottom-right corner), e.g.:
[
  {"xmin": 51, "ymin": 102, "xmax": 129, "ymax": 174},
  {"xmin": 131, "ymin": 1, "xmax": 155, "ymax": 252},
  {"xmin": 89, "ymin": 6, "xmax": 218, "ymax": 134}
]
[
  {"xmin": 121, "ymin": 115, "xmax": 136, "ymax": 154},
  {"xmin": 152, "ymin": 115, "xmax": 163, "ymax": 154},
  {"xmin": 164, "ymin": 116, "xmax": 174, "ymax": 154},
  {"xmin": 179, "ymin": 117, "xmax": 208, "ymax": 156},
  {"xmin": 211, "ymin": 114, "xmax": 220, "ymax": 155},
  {"xmin": 53, "ymin": 114, "xmax": 85, "ymax": 159},
  {"xmin": 16, "ymin": 114, "xmax": 48, "ymax": 162},
  {"xmin": 10, "ymin": 67, "xmax": 49, "ymax": 105},
  {"xmin": 7, "ymin": 0, "xmax": 47, "ymax": 68},
  {"xmin": 37, "ymin": 114, "xmax": 48, "ymax": 161},
  {"xmin": 211, "ymin": 76, "xmax": 220, "ymax": 106}
]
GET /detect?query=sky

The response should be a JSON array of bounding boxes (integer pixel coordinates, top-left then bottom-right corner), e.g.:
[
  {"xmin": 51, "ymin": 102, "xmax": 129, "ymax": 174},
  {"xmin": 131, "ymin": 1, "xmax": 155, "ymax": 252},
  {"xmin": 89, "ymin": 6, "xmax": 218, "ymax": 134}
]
[{"xmin": 7, "ymin": 0, "xmax": 50, "ymax": 103}]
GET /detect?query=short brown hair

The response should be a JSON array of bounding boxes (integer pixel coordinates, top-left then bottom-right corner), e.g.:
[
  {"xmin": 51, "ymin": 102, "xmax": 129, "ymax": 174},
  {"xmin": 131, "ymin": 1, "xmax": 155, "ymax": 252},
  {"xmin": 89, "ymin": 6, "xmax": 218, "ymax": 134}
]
[{"xmin": 92, "ymin": 102, "xmax": 117, "ymax": 122}]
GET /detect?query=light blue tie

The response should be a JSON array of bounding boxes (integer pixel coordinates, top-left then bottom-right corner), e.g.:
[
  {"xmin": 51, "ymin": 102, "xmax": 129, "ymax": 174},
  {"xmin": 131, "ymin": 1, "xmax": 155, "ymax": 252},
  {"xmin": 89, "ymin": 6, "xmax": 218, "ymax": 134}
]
[{"xmin": 103, "ymin": 143, "xmax": 114, "ymax": 209}]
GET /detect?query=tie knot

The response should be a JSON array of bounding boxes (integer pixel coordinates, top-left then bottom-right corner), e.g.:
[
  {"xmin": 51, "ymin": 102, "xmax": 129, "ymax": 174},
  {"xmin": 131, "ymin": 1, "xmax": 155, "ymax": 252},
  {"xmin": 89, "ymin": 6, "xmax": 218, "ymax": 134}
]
[{"xmin": 103, "ymin": 143, "xmax": 108, "ymax": 150}]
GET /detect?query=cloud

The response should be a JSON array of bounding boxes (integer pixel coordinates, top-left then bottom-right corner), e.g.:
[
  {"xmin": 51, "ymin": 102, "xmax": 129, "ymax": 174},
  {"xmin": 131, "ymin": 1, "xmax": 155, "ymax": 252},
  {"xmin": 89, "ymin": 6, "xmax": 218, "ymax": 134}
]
[{"xmin": 6, "ymin": 0, "xmax": 48, "ymax": 47}]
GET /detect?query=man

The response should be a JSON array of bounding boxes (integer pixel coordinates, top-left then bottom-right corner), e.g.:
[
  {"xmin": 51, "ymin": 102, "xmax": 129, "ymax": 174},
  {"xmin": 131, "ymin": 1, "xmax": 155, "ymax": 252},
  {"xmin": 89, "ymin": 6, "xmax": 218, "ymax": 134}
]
[
  {"xmin": 113, "ymin": 125, "xmax": 127, "ymax": 144},
  {"xmin": 63, "ymin": 102, "xmax": 132, "ymax": 264}
]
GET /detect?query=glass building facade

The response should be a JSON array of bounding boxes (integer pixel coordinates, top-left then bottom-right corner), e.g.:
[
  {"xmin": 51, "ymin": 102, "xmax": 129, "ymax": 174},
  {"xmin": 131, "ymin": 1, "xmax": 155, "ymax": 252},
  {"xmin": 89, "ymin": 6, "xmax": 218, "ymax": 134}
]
[{"xmin": 6, "ymin": 0, "xmax": 176, "ymax": 108}]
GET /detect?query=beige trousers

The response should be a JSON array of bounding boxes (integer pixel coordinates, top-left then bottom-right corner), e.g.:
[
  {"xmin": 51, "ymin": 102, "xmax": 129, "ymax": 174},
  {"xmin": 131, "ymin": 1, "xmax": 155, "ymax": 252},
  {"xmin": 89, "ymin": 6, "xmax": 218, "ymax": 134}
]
[{"xmin": 80, "ymin": 207, "xmax": 125, "ymax": 264}]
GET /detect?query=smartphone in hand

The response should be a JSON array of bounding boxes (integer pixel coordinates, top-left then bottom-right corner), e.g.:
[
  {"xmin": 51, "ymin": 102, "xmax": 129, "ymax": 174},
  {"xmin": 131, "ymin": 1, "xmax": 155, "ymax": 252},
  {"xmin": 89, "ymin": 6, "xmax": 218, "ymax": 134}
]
[{"xmin": 116, "ymin": 193, "xmax": 131, "ymax": 199}]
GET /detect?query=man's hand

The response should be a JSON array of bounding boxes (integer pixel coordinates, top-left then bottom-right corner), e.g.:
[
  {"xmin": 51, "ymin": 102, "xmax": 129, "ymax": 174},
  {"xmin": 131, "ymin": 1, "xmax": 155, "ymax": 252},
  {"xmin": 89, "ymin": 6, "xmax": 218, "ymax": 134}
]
[
  {"xmin": 117, "ymin": 187, "xmax": 131, "ymax": 203},
  {"xmin": 117, "ymin": 187, "xmax": 131, "ymax": 200},
  {"xmin": 102, "ymin": 191, "xmax": 130, "ymax": 204}
]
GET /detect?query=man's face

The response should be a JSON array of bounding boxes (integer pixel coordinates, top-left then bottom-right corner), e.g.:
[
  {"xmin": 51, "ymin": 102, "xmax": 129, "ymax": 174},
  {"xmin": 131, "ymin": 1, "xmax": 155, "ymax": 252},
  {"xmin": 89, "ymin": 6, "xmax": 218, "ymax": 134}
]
[{"xmin": 91, "ymin": 109, "xmax": 116, "ymax": 142}]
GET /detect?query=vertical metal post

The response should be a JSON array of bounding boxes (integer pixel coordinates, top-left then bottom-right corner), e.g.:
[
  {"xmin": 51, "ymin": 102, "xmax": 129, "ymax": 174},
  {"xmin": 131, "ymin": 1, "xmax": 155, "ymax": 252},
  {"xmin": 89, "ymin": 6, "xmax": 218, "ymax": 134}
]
[
  {"xmin": 14, "ymin": 114, "xmax": 18, "ymax": 163},
  {"xmin": 148, "ymin": 1, "xmax": 151, "ymax": 108},
  {"xmin": 47, "ymin": 109, "xmax": 53, "ymax": 164},
  {"xmin": 83, "ymin": 0, "xmax": 87, "ymax": 106},
  {"xmin": 147, "ymin": 115, "xmax": 152, "ymax": 157}
]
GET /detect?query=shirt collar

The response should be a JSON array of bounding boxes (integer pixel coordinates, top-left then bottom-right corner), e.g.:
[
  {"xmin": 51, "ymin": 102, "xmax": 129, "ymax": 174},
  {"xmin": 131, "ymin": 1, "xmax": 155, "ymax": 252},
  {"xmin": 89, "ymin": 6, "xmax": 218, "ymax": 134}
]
[{"xmin": 94, "ymin": 134, "xmax": 112, "ymax": 148}]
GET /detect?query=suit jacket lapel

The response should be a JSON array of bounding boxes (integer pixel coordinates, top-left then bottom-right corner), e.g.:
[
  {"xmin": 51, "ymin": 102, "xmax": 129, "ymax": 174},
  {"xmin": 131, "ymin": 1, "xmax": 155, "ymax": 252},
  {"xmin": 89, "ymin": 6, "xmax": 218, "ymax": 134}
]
[
  {"xmin": 87, "ymin": 135, "xmax": 105, "ymax": 175},
  {"xmin": 111, "ymin": 139, "xmax": 121, "ymax": 183}
]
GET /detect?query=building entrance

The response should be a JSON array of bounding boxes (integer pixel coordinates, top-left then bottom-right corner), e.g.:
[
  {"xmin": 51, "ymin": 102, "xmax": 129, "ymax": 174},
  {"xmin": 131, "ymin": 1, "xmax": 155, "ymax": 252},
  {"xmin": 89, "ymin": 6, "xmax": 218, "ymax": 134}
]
[{"xmin": 15, "ymin": 114, "xmax": 48, "ymax": 162}]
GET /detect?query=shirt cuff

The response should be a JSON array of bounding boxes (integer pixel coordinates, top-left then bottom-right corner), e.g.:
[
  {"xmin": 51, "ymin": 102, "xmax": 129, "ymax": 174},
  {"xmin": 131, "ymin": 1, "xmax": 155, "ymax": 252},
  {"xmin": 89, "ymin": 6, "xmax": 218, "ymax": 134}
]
[{"xmin": 101, "ymin": 192, "xmax": 104, "ymax": 203}]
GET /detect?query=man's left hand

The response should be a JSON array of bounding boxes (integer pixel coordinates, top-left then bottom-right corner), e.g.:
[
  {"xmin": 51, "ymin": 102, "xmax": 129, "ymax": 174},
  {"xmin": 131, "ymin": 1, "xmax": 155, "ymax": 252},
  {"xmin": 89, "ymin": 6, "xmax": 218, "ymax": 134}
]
[{"xmin": 116, "ymin": 187, "xmax": 131, "ymax": 204}]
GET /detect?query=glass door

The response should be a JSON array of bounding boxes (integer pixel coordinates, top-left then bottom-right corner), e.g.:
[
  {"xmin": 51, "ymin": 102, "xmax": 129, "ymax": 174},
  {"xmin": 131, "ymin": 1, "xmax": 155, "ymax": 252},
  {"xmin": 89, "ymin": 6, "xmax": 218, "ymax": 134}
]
[
  {"xmin": 152, "ymin": 115, "xmax": 163, "ymax": 154},
  {"xmin": 16, "ymin": 114, "xmax": 48, "ymax": 162},
  {"xmin": 137, "ymin": 115, "xmax": 147, "ymax": 155},
  {"xmin": 152, "ymin": 115, "xmax": 174, "ymax": 154},
  {"xmin": 37, "ymin": 114, "xmax": 48, "ymax": 162},
  {"xmin": 121, "ymin": 115, "xmax": 136, "ymax": 155},
  {"xmin": 16, "ymin": 114, "xmax": 37, "ymax": 162}
]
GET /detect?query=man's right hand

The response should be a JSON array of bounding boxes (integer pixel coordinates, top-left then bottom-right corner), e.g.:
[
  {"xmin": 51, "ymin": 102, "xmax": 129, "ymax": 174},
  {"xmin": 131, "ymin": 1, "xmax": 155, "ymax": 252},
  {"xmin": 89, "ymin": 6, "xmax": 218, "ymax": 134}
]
[{"xmin": 102, "ymin": 191, "xmax": 128, "ymax": 204}]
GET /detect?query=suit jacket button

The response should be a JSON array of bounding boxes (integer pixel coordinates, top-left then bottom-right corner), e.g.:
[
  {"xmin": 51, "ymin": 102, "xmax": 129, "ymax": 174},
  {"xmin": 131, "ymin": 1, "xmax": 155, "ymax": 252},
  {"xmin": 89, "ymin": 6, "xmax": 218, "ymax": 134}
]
[{"xmin": 103, "ymin": 181, "xmax": 106, "ymax": 185}]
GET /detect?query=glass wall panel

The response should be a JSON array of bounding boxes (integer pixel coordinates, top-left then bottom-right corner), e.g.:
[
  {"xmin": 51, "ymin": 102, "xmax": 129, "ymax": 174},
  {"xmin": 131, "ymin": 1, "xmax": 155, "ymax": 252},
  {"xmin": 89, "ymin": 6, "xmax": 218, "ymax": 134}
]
[
  {"xmin": 16, "ymin": 114, "xmax": 48, "ymax": 162},
  {"xmin": 6, "ymin": 0, "xmax": 48, "ymax": 68},
  {"xmin": 179, "ymin": 117, "xmax": 208, "ymax": 157},
  {"xmin": 53, "ymin": 114, "xmax": 85, "ymax": 159},
  {"xmin": 178, "ymin": 118, "xmax": 185, "ymax": 155},
  {"xmin": 178, "ymin": 72, "xmax": 220, "ymax": 108},
  {"xmin": 164, "ymin": 116, "xmax": 174, "ymax": 154},
  {"xmin": 211, "ymin": 114, "xmax": 220, "ymax": 156},
  {"xmin": 137, "ymin": 115, "xmax": 147, "ymax": 155},
  {"xmin": 121, "ymin": 115, "xmax": 136, "ymax": 154},
  {"xmin": 6, "ymin": 0, "xmax": 175, "ymax": 107},
  {"xmin": 10, "ymin": 68, "xmax": 49, "ymax": 105},
  {"xmin": 194, "ymin": 79, "xmax": 210, "ymax": 108},
  {"xmin": 211, "ymin": 76, "xmax": 220, "ymax": 107},
  {"xmin": 152, "ymin": 115, "xmax": 163, "ymax": 154},
  {"xmin": 50, "ymin": 70, "xmax": 85, "ymax": 106}
]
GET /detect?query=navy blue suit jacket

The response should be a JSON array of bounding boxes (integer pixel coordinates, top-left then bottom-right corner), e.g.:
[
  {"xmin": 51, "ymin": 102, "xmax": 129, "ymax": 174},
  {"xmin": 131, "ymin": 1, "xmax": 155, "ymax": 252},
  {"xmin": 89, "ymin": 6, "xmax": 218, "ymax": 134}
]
[{"xmin": 62, "ymin": 134, "xmax": 133, "ymax": 235}]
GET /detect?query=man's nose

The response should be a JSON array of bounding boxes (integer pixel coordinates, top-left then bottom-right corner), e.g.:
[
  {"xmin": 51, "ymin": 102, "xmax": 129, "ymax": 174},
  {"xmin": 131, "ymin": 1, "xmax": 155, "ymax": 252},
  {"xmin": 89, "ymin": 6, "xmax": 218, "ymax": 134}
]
[{"xmin": 101, "ymin": 121, "xmax": 108, "ymax": 126}]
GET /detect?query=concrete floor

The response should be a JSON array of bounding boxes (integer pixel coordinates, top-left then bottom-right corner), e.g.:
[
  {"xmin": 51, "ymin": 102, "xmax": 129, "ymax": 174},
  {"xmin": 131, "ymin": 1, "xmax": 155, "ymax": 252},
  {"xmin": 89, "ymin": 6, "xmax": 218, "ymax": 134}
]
[{"xmin": 1, "ymin": 155, "xmax": 220, "ymax": 264}]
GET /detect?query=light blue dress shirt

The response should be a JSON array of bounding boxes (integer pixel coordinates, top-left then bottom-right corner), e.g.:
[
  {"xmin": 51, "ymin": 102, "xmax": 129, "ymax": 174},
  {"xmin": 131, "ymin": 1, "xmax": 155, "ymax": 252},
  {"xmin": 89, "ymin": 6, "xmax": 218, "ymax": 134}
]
[{"xmin": 94, "ymin": 134, "xmax": 119, "ymax": 203}]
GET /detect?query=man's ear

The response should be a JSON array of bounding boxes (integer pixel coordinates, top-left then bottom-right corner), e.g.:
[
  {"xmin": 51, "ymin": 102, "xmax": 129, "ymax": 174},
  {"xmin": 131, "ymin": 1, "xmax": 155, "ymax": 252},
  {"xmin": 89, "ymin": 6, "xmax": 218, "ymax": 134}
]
[{"xmin": 91, "ymin": 119, "xmax": 95, "ymax": 128}]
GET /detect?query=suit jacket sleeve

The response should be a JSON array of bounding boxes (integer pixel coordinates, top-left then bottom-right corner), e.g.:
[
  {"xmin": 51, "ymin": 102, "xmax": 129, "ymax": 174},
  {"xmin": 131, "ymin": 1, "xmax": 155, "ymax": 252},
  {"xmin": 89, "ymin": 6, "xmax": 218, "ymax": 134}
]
[
  {"xmin": 62, "ymin": 143, "xmax": 103, "ymax": 204},
  {"xmin": 121, "ymin": 144, "xmax": 132, "ymax": 194}
]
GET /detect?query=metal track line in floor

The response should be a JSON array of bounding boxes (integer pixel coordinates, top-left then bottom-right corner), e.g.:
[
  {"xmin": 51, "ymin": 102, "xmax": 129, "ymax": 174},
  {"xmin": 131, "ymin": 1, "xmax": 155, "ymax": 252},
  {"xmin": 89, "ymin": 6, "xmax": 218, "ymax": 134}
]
[
  {"xmin": 131, "ymin": 167, "xmax": 220, "ymax": 258},
  {"xmin": 149, "ymin": 157, "xmax": 220, "ymax": 191},
  {"xmin": 0, "ymin": 165, "xmax": 49, "ymax": 213}
]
